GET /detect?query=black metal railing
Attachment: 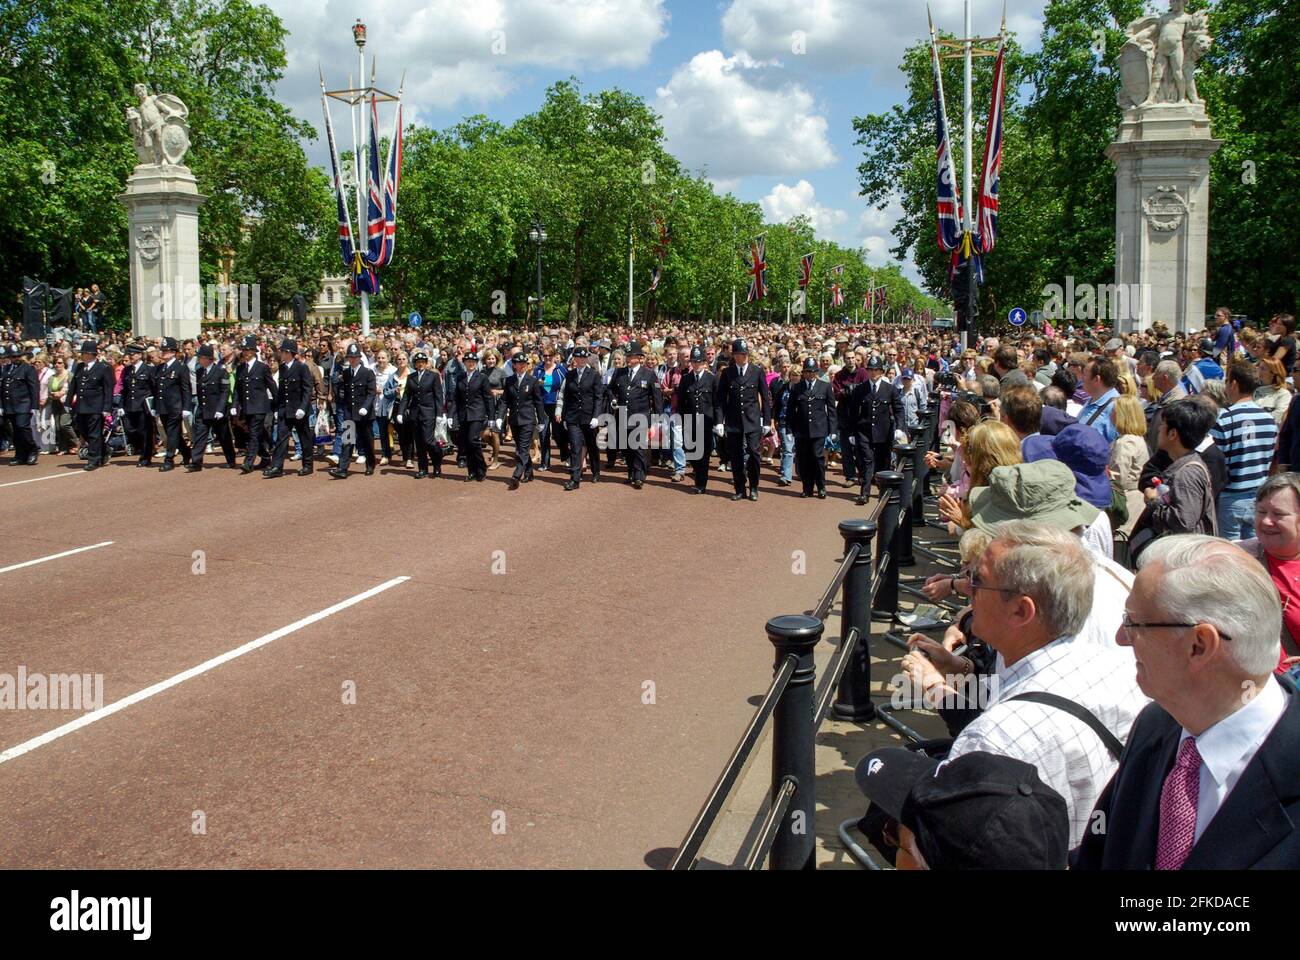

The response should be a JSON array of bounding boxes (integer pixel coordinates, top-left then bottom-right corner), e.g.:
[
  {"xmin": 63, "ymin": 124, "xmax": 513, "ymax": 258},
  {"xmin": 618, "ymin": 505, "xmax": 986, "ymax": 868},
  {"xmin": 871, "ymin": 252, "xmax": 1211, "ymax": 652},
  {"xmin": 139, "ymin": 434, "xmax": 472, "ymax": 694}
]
[{"xmin": 670, "ymin": 396, "xmax": 949, "ymax": 870}]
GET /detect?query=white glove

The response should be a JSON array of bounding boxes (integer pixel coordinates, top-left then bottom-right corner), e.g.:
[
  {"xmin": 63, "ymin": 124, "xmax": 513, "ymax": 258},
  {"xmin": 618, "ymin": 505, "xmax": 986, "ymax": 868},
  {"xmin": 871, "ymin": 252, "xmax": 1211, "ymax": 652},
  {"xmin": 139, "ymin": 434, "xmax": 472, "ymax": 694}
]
[
  {"xmin": 762, "ymin": 424, "xmax": 772, "ymax": 436},
  {"xmin": 829, "ymin": 434, "xmax": 837, "ymax": 443},
  {"xmin": 848, "ymin": 437, "xmax": 856, "ymax": 446},
  {"xmin": 495, "ymin": 419, "xmax": 503, "ymax": 430},
  {"xmin": 183, "ymin": 410, "xmax": 193, "ymax": 423},
  {"xmin": 230, "ymin": 407, "xmax": 238, "ymax": 417},
  {"xmin": 396, "ymin": 414, "xmax": 404, "ymax": 424},
  {"xmin": 358, "ymin": 407, "xmax": 368, "ymax": 417},
  {"xmin": 894, "ymin": 429, "xmax": 908, "ymax": 446},
  {"xmin": 714, "ymin": 424, "xmax": 725, "ymax": 437},
  {"xmin": 295, "ymin": 409, "xmax": 305, "ymax": 419},
  {"xmin": 589, "ymin": 418, "xmax": 598, "ymax": 429},
  {"xmin": 214, "ymin": 412, "xmax": 224, "ymax": 420},
  {"xmin": 437, "ymin": 416, "xmax": 449, "ymax": 428}
]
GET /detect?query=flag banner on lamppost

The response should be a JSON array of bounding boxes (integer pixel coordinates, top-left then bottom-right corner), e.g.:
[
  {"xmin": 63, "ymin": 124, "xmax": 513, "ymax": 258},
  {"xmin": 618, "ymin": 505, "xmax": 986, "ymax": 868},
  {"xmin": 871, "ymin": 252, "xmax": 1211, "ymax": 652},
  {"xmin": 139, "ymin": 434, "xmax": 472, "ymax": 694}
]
[
  {"xmin": 929, "ymin": 23, "xmax": 964, "ymax": 255},
  {"xmin": 974, "ymin": 39, "xmax": 1005, "ymax": 256},
  {"xmin": 742, "ymin": 234, "xmax": 768, "ymax": 303},
  {"xmin": 830, "ymin": 264, "xmax": 844, "ymax": 307},
  {"xmin": 798, "ymin": 252, "xmax": 814, "ymax": 289}
]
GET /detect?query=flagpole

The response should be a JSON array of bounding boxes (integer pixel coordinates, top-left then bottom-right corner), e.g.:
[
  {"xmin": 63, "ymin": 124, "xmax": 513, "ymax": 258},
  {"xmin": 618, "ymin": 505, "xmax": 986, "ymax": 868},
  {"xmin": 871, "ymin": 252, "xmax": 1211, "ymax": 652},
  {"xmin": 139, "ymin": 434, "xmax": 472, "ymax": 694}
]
[
  {"xmin": 355, "ymin": 36, "xmax": 370, "ymax": 338},
  {"xmin": 627, "ymin": 223, "xmax": 635, "ymax": 326}
]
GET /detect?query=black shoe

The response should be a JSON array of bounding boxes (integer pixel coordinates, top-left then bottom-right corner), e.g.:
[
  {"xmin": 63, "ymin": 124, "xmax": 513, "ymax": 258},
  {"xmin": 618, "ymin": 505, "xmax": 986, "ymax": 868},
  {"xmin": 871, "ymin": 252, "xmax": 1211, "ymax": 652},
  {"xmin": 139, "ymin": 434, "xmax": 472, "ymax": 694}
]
[
  {"xmin": 801, "ymin": 492, "xmax": 809, "ymax": 498},
  {"xmin": 240, "ymin": 463, "xmax": 254, "ymax": 474},
  {"xmin": 591, "ymin": 475, "xmax": 600, "ymax": 484},
  {"xmin": 185, "ymin": 464, "xmax": 202, "ymax": 473},
  {"xmin": 263, "ymin": 467, "xmax": 284, "ymax": 479},
  {"xmin": 563, "ymin": 480, "xmax": 578, "ymax": 491},
  {"xmin": 159, "ymin": 462, "xmax": 175, "ymax": 473},
  {"xmin": 747, "ymin": 491, "xmax": 758, "ymax": 502},
  {"xmin": 632, "ymin": 480, "xmax": 643, "ymax": 490},
  {"xmin": 691, "ymin": 486, "xmax": 705, "ymax": 495},
  {"xmin": 817, "ymin": 490, "xmax": 827, "ymax": 500},
  {"xmin": 25, "ymin": 456, "xmax": 37, "ymax": 465},
  {"xmin": 508, "ymin": 477, "xmax": 520, "ymax": 490},
  {"xmin": 475, "ymin": 475, "xmax": 486, "ymax": 482},
  {"xmin": 456, "ymin": 459, "xmax": 466, "ymax": 469},
  {"xmin": 432, "ymin": 470, "xmax": 441, "ymax": 478},
  {"xmin": 415, "ymin": 471, "xmax": 429, "ymax": 479},
  {"xmin": 329, "ymin": 468, "xmax": 348, "ymax": 479},
  {"xmin": 82, "ymin": 461, "xmax": 98, "ymax": 472},
  {"xmin": 298, "ymin": 468, "xmax": 313, "ymax": 477},
  {"xmin": 777, "ymin": 478, "xmax": 791, "ymax": 487},
  {"xmin": 731, "ymin": 493, "xmax": 745, "ymax": 501},
  {"xmin": 854, "ymin": 496, "xmax": 868, "ymax": 506},
  {"xmin": 464, "ymin": 474, "xmax": 475, "ymax": 483},
  {"xmin": 136, "ymin": 461, "xmax": 151, "ymax": 468},
  {"xmin": 7, "ymin": 458, "xmax": 21, "ymax": 466},
  {"xmin": 364, "ymin": 465, "xmax": 374, "ymax": 476}
]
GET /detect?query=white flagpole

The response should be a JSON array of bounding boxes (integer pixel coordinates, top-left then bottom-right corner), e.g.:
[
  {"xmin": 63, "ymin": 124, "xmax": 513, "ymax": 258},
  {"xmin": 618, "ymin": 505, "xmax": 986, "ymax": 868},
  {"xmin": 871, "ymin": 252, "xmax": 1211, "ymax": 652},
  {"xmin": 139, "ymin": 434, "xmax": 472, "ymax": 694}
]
[
  {"xmin": 627, "ymin": 224, "xmax": 635, "ymax": 326},
  {"xmin": 357, "ymin": 50, "xmax": 370, "ymax": 337}
]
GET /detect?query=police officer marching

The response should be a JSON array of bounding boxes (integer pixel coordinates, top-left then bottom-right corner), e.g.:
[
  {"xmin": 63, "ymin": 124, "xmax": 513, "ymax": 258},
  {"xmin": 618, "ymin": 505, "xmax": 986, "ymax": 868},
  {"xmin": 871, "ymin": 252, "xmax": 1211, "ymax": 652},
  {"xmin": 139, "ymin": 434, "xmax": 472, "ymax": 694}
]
[
  {"xmin": 675, "ymin": 345, "xmax": 715, "ymax": 495},
  {"xmin": 713, "ymin": 338, "xmax": 773, "ymax": 502},
  {"xmin": 266, "ymin": 338, "xmax": 314, "ymax": 479},
  {"xmin": 187, "ymin": 344, "xmax": 235, "ymax": 471},
  {"xmin": 232, "ymin": 335, "xmax": 275, "ymax": 473},
  {"xmin": 118, "ymin": 343, "xmax": 157, "ymax": 466},
  {"xmin": 454, "ymin": 352, "xmax": 494, "ymax": 483},
  {"xmin": 556, "ymin": 346, "xmax": 604, "ymax": 491},
  {"xmin": 397, "ymin": 350, "xmax": 446, "ymax": 479},
  {"xmin": 330, "ymin": 343, "xmax": 377, "ymax": 479},
  {"xmin": 607, "ymin": 341, "xmax": 661, "ymax": 489},
  {"xmin": 2, "ymin": 344, "xmax": 40, "ymax": 466},
  {"xmin": 503, "ymin": 352, "xmax": 546, "ymax": 490},
  {"xmin": 788, "ymin": 356, "xmax": 838, "ymax": 499},
  {"xmin": 68, "ymin": 340, "xmax": 116, "ymax": 471},
  {"xmin": 154, "ymin": 337, "xmax": 193, "ymax": 471},
  {"xmin": 847, "ymin": 355, "xmax": 905, "ymax": 506}
]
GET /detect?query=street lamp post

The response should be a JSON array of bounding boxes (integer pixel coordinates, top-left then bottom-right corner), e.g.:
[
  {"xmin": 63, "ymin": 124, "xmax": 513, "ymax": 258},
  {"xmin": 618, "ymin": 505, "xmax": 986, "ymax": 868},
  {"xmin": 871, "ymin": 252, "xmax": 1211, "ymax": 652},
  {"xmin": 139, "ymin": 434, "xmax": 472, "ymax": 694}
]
[{"xmin": 528, "ymin": 217, "xmax": 546, "ymax": 329}]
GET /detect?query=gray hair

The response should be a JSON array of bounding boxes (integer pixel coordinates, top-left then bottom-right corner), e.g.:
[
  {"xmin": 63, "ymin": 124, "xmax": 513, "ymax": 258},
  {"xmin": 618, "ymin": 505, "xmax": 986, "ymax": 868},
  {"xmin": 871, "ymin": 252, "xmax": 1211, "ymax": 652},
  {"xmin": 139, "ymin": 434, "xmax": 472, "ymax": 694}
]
[
  {"xmin": 988, "ymin": 521, "xmax": 1095, "ymax": 639},
  {"xmin": 977, "ymin": 374, "xmax": 1001, "ymax": 399},
  {"xmin": 1154, "ymin": 359, "xmax": 1182, "ymax": 383},
  {"xmin": 1138, "ymin": 535, "xmax": 1281, "ymax": 676},
  {"xmin": 1255, "ymin": 472, "xmax": 1300, "ymax": 510},
  {"xmin": 1199, "ymin": 378, "xmax": 1228, "ymax": 410}
]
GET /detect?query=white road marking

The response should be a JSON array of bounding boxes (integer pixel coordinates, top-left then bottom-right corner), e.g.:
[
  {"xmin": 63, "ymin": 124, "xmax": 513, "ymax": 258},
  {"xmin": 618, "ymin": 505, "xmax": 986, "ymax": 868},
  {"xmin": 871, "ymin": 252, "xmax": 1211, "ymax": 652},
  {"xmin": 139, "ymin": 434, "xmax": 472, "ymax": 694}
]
[
  {"xmin": 0, "ymin": 541, "xmax": 114, "ymax": 575},
  {"xmin": 0, "ymin": 471, "xmax": 85, "ymax": 489},
  {"xmin": 0, "ymin": 576, "xmax": 411, "ymax": 765}
]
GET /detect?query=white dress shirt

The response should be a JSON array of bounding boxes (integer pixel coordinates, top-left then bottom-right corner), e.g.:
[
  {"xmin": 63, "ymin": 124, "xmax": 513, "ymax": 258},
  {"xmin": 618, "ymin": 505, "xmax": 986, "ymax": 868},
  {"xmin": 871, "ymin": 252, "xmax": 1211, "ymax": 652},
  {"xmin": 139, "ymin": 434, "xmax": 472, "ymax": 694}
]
[
  {"xmin": 948, "ymin": 634, "xmax": 1150, "ymax": 848},
  {"xmin": 1184, "ymin": 676, "xmax": 1287, "ymax": 844}
]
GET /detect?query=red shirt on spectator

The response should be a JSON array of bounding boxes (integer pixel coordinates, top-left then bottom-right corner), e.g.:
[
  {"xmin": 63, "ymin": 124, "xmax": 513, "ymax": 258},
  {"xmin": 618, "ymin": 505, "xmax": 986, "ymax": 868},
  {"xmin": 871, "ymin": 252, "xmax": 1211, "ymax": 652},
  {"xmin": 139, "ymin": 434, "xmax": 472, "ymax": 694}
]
[{"xmin": 1265, "ymin": 553, "xmax": 1300, "ymax": 670}]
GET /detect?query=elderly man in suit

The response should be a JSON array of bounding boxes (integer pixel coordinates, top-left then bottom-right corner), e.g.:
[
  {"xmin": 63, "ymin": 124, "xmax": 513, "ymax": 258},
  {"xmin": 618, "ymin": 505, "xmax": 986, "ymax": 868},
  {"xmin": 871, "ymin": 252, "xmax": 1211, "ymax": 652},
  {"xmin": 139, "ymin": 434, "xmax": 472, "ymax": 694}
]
[{"xmin": 1076, "ymin": 535, "xmax": 1300, "ymax": 869}]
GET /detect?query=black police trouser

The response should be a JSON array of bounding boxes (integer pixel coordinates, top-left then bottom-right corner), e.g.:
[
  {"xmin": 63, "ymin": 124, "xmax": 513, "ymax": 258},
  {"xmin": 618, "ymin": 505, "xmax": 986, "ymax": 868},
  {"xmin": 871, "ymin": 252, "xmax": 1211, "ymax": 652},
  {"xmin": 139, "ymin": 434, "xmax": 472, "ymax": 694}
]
[
  {"xmin": 795, "ymin": 435, "xmax": 827, "ymax": 495},
  {"xmin": 76, "ymin": 412, "xmax": 106, "ymax": 465},
  {"xmin": 728, "ymin": 427, "xmax": 761, "ymax": 494},
  {"xmin": 6, "ymin": 414, "xmax": 33, "ymax": 462},
  {"xmin": 272, "ymin": 411, "xmax": 313, "ymax": 470},
  {"xmin": 544, "ymin": 403, "xmax": 569, "ymax": 463},
  {"xmin": 127, "ymin": 411, "xmax": 156, "ymax": 461},
  {"xmin": 855, "ymin": 436, "xmax": 892, "ymax": 498},
  {"xmin": 625, "ymin": 413, "xmax": 650, "ymax": 482},
  {"xmin": 461, "ymin": 419, "xmax": 486, "ymax": 478},
  {"xmin": 161, "ymin": 412, "xmax": 191, "ymax": 464},
  {"xmin": 192, "ymin": 416, "xmax": 235, "ymax": 466},
  {"xmin": 839, "ymin": 403, "xmax": 856, "ymax": 481},
  {"xmin": 412, "ymin": 417, "xmax": 441, "ymax": 473},
  {"xmin": 689, "ymin": 418, "xmax": 714, "ymax": 489},
  {"xmin": 339, "ymin": 416, "xmax": 375, "ymax": 472},
  {"xmin": 566, "ymin": 421, "xmax": 600, "ymax": 483},
  {"xmin": 512, "ymin": 421, "xmax": 535, "ymax": 481},
  {"xmin": 243, "ymin": 412, "xmax": 271, "ymax": 466}
]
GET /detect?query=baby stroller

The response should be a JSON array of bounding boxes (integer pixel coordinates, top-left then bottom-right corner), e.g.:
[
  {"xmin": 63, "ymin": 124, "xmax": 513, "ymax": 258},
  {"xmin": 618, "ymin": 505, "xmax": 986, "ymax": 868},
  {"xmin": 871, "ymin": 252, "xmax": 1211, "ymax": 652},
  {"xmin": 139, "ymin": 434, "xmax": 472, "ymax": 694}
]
[{"xmin": 78, "ymin": 412, "xmax": 131, "ymax": 460}]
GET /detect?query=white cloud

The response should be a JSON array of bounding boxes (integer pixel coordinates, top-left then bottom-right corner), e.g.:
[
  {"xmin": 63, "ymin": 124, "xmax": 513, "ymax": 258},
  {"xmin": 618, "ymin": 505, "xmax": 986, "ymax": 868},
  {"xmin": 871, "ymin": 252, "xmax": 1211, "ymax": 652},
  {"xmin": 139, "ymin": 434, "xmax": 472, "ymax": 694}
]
[
  {"xmin": 655, "ymin": 50, "xmax": 836, "ymax": 180},
  {"xmin": 761, "ymin": 180, "xmax": 848, "ymax": 235},
  {"xmin": 272, "ymin": 0, "xmax": 669, "ymax": 128},
  {"xmin": 721, "ymin": 0, "xmax": 1047, "ymax": 75}
]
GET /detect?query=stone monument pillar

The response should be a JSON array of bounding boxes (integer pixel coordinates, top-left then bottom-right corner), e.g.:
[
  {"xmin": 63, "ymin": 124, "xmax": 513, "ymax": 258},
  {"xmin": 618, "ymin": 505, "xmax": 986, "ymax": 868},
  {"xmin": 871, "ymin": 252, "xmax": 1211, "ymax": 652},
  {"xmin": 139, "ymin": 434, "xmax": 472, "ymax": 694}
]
[
  {"xmin": 118, "ymin": 84, "xmax": 206, "ymax": 340},
  {"xmin": 1105, "ymin": 0, "xmax": 1219, "ymax": 334}
]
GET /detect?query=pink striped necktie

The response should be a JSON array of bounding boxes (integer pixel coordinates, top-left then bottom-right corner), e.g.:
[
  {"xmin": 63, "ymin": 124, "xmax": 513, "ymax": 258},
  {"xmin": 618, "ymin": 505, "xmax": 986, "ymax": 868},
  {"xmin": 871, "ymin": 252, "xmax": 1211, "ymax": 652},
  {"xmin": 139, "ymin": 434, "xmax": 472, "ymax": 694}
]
[{"xmin": 1154, "ymin": 737, "xmax": 1202, "ymax": 870}]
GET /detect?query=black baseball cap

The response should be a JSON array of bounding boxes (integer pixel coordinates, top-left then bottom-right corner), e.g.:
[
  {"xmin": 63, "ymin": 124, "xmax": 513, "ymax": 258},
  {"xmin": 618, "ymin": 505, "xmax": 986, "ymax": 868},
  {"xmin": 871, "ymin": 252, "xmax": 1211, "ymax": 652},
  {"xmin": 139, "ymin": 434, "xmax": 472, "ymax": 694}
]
[{"xmin": 855, "ymin": 748, "xmax": 1068, "ymax": 869}]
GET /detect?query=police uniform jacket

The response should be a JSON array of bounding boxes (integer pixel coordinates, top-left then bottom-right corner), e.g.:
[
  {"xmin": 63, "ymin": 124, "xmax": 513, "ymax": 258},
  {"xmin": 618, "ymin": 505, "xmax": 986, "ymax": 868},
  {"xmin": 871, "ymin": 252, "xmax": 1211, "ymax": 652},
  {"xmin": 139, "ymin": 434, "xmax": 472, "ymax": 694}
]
[
  {"xmin": 69, "ymin": 359, "xmax": 117, "ymax": 416},
  {"xmin": 119, "ymin": 361, "xmax": 156, "ymax": 414},
  {"xmin": 154, "ymin": 357, "xmax": 192, "ymax": 416},
  {"xmin": 788, "ymin": 378, "xmax": 838, "ymax": 440},
  {"xmin": 504, "ymin": 372, "xmax": 546, "ymax": 429},
  {"xmin": 454, "ymin": 368, "xmax": 495, "ymax": 425},
  {"xmin": 713, "ymin": 362, "xmax": 772, "ymax": 434},
  {"xmin": 675, "ymin": 369, "xmax": 716, "ymax": 420},
  {"xmin": 848, "ymin": 377, "xmax": 905, "ymax": 444},
  {"xmin": 2, "ymin": 362, "xmax": 39, "ymax": 416},
  {"xmin": 339, "ymin": 364, "xmax": 377, "ymax": 419},
  {"xmin": 400, "ymin": 366, "xmax": 444, "ymax": 423},
  {"xmin": 195, "ymin": 363, "xmax": 230, "ymax": 420},
  {"xmin": 275, "ymin": 360, "xmax": 315, "ymax": 416},
  {"xmin": 234, "ymin": 358, "xmax": 275, "ymax": 416},
  {"xmin": 609, "ymin": 364, "xmax": 662, "ymax": 417},
  {"xmin": 558, "ymin": 365, "xmax": 605, "ymax": 424}
]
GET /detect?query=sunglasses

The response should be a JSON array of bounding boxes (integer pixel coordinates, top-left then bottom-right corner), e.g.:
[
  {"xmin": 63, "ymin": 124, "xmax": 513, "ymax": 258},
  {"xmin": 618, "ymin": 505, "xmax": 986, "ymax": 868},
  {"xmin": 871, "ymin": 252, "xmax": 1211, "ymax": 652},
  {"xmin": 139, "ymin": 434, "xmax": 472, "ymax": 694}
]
[{"xmin": 1120, "ymin": 612, "xmax": 1232, "ymax": 642}]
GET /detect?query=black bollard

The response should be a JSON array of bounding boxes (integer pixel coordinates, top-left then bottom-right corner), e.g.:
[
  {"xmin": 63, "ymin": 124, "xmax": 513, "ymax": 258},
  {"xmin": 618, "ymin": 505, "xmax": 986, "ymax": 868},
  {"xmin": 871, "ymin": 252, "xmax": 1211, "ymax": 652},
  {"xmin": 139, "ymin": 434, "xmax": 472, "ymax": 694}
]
[
  {"xmin": 909, "ymin": 425, "xmax": 928, "ymax": 527},
  {"xmin": 833, "ymin": 519, "xmax": 877, "ymax": 722},
  {"xmin": 872, "ymin": 471, "xmax": 902, "ymax": 621},
  {"xmin": 767, "ymin": 614, "xmax": 823, "ymax": 870},
  {"xmin": 894, "ymin": 445, "xmax": 916, "ymax": 567}
]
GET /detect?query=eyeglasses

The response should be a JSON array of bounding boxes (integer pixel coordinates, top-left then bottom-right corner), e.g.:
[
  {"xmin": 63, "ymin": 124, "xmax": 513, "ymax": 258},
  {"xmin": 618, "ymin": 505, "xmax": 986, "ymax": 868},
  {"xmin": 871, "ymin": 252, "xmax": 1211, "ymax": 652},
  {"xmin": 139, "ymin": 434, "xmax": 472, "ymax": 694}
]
[
  {"xmin": 1119, "ymin": 612, "xmax": 1232, "ymax": 641},
  {"xmin": 967, "ymin": 571, "xmax": 1020, "ymax": 597}
]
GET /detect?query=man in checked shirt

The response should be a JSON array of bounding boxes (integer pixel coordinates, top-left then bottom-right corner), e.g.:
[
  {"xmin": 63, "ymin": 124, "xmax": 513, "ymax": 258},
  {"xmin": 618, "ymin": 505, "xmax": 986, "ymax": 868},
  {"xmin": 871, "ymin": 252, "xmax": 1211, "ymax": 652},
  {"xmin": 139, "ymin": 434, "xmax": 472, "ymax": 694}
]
[{"xmin": 947, "ymin": 521, "xmax": 1148, "ymax": 850}]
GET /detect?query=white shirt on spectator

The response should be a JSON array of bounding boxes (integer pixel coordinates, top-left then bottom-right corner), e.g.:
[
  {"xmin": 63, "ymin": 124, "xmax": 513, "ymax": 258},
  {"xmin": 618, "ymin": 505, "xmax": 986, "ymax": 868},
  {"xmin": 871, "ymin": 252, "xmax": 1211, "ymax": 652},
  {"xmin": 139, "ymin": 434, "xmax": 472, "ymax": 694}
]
[
  {"xmin": 948, "ymin": 635, "xmax": 1149, "ymax": 848},
  {"xmin": 1080, "ymin": 510, "xmax": 1113, "ymax": 560}
]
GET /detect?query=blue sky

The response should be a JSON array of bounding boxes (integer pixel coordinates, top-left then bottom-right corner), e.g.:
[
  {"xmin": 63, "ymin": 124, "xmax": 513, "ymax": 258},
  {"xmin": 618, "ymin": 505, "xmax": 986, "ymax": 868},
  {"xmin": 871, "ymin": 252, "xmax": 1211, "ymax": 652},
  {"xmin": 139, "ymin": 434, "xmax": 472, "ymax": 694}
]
[{"xmin": 269, "ymin": 0, "xmax": 1049, "ymax": 282}]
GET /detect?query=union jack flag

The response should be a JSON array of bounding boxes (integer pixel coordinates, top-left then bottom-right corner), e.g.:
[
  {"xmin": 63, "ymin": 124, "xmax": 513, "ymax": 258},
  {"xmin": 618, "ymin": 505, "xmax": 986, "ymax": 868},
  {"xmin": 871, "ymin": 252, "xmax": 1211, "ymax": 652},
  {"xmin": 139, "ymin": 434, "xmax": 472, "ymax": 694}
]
[
  {"xmin": 743, "ymin": 234, "xmax": 768, "ymax": 303},
  {"xmin": 930, "ymin": 33, "xmax": 964, "ymax": 253},
  {"xmin": 830, "ymin": 264, "xmax": 844, "ymax": 307},
  {"xmin": 975, "ymin": 42, "xmax": 1005, "ymax": 255},
  {"xmin": 872, "ymin": 286, "xmax": 888, "ymax": 308},
  {"xmin": 798, "ymin": 252, "xmax": 814, "ymax": 289}
]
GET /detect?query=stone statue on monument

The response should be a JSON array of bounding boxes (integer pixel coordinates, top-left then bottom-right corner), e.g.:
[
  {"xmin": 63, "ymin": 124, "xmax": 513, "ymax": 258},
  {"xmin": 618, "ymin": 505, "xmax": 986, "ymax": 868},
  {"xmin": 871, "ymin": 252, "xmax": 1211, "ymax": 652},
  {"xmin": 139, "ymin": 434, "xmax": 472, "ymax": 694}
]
[
  {"xmin": 125, "ymin": 84, "xmax": 191, "ymax": 166},
  {"xmin": 1117, "ymin": 0, "xmax": 1213, "ymax": 110}
]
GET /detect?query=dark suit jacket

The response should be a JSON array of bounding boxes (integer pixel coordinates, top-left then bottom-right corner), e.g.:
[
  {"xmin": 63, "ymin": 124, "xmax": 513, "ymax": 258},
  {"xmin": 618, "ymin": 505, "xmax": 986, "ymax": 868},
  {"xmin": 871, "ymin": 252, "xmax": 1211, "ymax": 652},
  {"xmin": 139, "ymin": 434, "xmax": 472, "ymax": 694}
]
[
  {"xmin": 275, "ymin": 360, "xmax": 315, "ymax": 416},
  {"xmin": 1, "ymin": 362, "xmax": 39, "ymax": 415},
  {"xmin": 454, "ymin": 368, "xmax": 494, "ymax": 425},
  {"xmin": 400, "ymin": 367, "xmax": 444, "ymax": 423},
  {"xmin": 713, "ymin": 363, "xmax": 771, "ymax": 434},
  {"xmin": 847, "ymin": 377, "xmax": 905, "ymax": 444},
  {"xmin": 69, "ymin": 359, "xmax": 117, "ymax": 416},
  {"xmin": 1075, "ymin": 681, "xmax": 1300, "ymax": 870},
  {"xmin": 609, "ymin": 364, "xmax": 663, "ymax": 418},
  {"xmin": 676, "ymin": 369, "xmax": 715, "ymax": 421},
  {"xmin": 338, "ymin": 364, "xmax": 377, "ymax": 419},
  {"xmin": 504, "ymin": 373, "xmax": 546, "ymax": 429},
  {"xmin": 118, "ymin": 362, "xmax": 156, "ymax": 414},
  {"xmin": 195, "ymin": 363, "xmax": 230, "ymax": 420},
  {"xmin": 788, "ymin": 378, "xmax": 838, "ymax": 440},
  {"xmin": 154, "ymin": 358, "xmax": 192, "ymax": 416},
  {"xmin": 234, "ymin": 360, "xmax": 275, "ymax": 416},
  {"xmin": 559, "ymin": 365, "xmax": 604, "ymax": 424}
]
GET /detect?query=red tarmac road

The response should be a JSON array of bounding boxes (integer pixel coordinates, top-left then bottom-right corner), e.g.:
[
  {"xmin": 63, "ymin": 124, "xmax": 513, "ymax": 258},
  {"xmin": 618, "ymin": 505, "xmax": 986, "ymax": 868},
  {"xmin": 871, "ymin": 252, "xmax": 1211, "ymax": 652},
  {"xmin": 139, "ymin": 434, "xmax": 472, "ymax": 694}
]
[{"xmin": 0, "ymin": 450, "xmax": 865, "ymax": 868}]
